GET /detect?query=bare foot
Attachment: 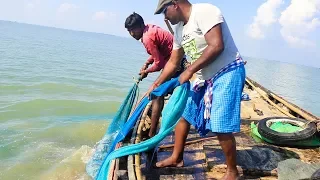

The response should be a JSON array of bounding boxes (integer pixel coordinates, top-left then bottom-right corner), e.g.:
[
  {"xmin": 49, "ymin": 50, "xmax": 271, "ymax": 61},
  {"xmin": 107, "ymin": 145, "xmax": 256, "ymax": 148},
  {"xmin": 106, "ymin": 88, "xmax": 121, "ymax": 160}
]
[
  {"xmin": 155, "ymin": 156, "xmax": 184, "ymax": 168},
  {"xmin": 220, "ymin": 170, "xmax": 240, "ymax": 180}
]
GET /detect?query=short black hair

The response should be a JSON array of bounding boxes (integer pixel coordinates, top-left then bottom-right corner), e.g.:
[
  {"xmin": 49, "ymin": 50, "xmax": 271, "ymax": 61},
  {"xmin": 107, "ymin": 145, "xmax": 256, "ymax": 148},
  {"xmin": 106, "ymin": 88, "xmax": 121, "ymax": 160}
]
[{"xmin": 125, "ymin": 12, "xmax": 145, "ymax": 30}]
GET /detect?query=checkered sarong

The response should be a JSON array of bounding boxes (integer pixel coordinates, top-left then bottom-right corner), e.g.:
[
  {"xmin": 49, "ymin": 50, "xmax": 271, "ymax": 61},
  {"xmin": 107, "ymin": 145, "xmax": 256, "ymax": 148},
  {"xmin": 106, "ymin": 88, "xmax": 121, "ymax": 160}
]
[{"xmin": 192, "ymin": 58, "xmax": 244, "ymax": 120}]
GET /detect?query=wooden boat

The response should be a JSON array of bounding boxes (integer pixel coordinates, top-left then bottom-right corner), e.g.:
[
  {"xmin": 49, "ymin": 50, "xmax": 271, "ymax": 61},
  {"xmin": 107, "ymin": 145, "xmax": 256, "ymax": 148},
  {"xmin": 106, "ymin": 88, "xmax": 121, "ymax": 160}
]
[{"xmin": 106, "ymin": 77, "xmax": 319, "ymax": 180}]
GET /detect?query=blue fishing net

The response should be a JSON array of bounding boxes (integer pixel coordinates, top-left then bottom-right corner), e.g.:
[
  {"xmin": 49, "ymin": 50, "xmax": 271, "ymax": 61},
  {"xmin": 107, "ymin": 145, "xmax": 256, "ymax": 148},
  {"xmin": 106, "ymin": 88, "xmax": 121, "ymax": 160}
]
[
  {"xmin": 96, "ymin": 78, "xmax": 189, "ymax": 180},
  {"xmin": 86, "ymin": 83, "xmax": 139, "ymax": 179}
]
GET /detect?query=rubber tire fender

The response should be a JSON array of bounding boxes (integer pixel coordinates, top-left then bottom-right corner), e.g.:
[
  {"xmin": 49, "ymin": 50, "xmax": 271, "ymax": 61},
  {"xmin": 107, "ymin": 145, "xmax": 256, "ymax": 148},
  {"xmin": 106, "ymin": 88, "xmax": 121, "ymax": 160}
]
[
  {"xmin": 257, "ymin": 117, "xmax": 317, "ymax": 143},
  {"xmin": 311, "ymin": 169, "xmax": 320, "ymax": 179}
]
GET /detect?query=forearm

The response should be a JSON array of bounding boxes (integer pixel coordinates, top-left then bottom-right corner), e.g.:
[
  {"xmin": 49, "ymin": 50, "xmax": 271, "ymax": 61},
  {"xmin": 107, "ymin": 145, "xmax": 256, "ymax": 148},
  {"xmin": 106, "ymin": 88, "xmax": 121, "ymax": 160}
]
[
  {"xmin": 153, "ymin": 61, "xmax": 179, "ymax": 86},
  {"xmin": 145, "ymin": 56, "xmax": 154, "ymax": 65},
  {"xmin": 188, "ymin": 45, "xmax": 224, "ymax": 74},
  {"xmin": 145, "ymin": 64, "xmax": 162, "ymax": 73},
  {"xmin": 153, "ymin": 48, "xmax": 184, "ymax": 86}
]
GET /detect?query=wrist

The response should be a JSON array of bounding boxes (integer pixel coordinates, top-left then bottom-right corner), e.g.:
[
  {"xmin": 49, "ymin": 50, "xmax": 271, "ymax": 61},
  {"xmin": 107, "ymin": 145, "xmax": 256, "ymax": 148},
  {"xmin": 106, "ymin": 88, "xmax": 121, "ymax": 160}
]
[
  {"xmin": 187, "ymin": 65, "xmax": 196, "ymax": 74},
  {"xmin": 153, "ymin": 82, "xmax": 159, "ymax": 88}
]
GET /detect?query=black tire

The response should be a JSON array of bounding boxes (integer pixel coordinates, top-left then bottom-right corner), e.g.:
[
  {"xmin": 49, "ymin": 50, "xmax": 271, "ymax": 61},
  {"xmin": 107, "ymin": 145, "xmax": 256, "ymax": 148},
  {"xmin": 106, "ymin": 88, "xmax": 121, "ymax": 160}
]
[
  {"xmin": 257, "ymin": 117, "xmax": 317, "ymax": 143},
  {"xmin": 312, "ymin": 169, "xmax": 320, "ymax": 179}
]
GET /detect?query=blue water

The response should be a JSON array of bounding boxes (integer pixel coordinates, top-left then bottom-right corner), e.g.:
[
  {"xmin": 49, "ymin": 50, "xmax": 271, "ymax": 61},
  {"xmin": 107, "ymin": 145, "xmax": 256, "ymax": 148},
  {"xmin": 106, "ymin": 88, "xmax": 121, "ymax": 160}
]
[{"xmin": 0, "ymin": 20, "xmax": 319, "ymax": 179}]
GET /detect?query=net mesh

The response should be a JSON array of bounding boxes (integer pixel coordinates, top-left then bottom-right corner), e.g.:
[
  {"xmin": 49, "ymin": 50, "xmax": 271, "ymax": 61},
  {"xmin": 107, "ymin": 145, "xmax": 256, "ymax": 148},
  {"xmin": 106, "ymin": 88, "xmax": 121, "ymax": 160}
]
[{"xmin": 86, "ymin": 83, "xmax": 139, "ymax": 179}]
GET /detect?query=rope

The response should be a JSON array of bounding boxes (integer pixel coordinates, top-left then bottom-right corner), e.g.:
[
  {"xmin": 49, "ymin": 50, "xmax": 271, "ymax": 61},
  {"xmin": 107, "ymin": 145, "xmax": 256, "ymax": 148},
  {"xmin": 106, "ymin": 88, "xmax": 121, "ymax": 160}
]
[
  {"xmin": 132, "ymin": 76, "xmax": 142, "ymax": 113},
  {"xmin": 132, "ymin": 75, "xmax": 148, "ymax": 112},
  {"xmin": 133, "ymin": 76, "xmax": 140, "ymax": 85},
  {"xmin": 134, "ymin": 85, "xmax": 140, "ymax": 112}
]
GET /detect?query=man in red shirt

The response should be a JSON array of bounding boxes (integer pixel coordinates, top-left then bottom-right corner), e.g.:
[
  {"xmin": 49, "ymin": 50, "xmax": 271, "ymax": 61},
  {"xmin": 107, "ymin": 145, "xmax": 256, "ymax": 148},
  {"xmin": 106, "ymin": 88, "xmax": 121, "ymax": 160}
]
[{"xmin": 125, "ymin": 12, "xmax": 186, "ymax": 138}]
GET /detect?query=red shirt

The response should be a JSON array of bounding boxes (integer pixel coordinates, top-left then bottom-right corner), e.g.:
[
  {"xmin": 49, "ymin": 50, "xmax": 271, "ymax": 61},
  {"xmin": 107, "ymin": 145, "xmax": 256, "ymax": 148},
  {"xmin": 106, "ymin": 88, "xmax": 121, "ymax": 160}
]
[{"xmin": 141, "ymin": 24, "xmax": 173, "ymax": 73}]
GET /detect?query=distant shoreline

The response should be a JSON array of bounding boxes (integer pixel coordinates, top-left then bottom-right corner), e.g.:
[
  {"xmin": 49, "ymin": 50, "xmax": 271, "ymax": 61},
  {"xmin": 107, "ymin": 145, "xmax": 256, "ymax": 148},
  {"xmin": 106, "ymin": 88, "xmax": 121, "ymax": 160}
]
[{"xmin": 0, "ymin": 19, "xmax": 129, "ymax": 39}]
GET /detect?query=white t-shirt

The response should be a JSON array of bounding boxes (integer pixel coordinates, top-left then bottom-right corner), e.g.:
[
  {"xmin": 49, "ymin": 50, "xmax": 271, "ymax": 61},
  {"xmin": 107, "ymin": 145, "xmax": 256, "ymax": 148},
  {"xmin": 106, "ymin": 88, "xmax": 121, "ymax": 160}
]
[{"xmin": 173, "ymin": 3, "xmax": 241, "ymax": 80}]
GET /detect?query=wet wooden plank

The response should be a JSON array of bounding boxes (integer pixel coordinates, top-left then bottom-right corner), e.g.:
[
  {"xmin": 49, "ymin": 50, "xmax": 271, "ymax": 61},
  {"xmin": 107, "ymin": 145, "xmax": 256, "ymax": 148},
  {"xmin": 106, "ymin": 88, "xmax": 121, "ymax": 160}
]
[
  {"xmin": 242, "ymin": 88, "xmax": 287, "ymax": 119},
  {"xmin": 138, "ymin": 126, "xmax": 208, "ymax": 180}
]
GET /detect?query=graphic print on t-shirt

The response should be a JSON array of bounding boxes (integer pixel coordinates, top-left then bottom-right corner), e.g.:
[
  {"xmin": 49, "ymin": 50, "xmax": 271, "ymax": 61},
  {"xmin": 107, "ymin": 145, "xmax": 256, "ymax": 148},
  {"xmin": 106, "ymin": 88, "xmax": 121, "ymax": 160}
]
[{"xmin": 182, "ymin": 37, "xmax": 201, "ymax": 63}]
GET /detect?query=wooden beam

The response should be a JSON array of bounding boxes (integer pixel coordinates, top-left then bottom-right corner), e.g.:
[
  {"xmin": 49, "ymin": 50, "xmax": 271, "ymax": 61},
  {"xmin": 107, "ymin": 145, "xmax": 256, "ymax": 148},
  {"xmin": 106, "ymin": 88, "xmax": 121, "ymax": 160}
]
[
  {"xmin": 270, "ymin": 92, "xmax": 318, "ymax": 120},
  {"xmin": 164, "ymin": 20, "xmax": 174, "ymax": 34},
  {"xmin": 245, "ymin": 78, "xmax": 295, "ymax": 118}
]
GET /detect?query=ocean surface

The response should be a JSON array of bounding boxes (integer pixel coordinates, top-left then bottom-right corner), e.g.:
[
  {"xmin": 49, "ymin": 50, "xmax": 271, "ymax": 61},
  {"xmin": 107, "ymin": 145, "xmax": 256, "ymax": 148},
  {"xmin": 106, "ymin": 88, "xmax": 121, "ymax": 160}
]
[{"xmin": 0, "ymin": 20, "xmax": 319, "ymax": 180}]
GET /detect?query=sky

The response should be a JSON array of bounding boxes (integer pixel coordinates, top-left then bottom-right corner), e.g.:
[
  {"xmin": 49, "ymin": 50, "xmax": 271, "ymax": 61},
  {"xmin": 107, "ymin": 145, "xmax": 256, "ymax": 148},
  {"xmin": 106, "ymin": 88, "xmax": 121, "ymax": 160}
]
[{"xmin": 0, "ymin": 0, "xmax": 319, "ymax": 68}]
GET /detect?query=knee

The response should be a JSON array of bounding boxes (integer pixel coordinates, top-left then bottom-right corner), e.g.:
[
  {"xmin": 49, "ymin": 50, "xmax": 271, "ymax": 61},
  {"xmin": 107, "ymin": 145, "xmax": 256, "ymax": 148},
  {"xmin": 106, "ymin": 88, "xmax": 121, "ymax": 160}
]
[
  {"xmin": 217, "ymin": 133, "xmax": 235, "ymax": 141},
  {"xmin": 179, "ymin": 117, "xmax": 190, "ymax": 126}
]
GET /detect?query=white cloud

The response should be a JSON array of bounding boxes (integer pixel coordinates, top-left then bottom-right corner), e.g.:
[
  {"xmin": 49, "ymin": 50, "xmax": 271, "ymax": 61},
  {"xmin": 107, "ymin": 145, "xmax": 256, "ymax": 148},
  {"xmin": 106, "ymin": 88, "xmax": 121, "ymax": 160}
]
[
  {"xmin": 92, "ymin": 11, "xmax": 116, "ymax": 21},
  {"xmin": 25, "ymin": 3, "xmax": 35, "ymax": 10},
  {"xmin": 279, "ymin": 0, "xmax": 320, "ymax": 47},
  {"xmin": 55, "ymin": 3, "xmax": 82, "ymax": 30},
  {"xmin": 248, "ymin": 0, "xmax": 284, "ymax": 39},
  {"xmin": 57, "ymin": 3, "xmax": 78, "ymax": 14}
]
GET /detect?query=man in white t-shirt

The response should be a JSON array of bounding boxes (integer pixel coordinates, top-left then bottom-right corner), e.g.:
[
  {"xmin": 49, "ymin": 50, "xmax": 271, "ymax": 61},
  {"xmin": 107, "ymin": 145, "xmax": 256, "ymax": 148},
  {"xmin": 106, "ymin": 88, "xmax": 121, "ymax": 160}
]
[{"xmin": 148, "ymin": 0, "xmax": 246, "ymax": 179}]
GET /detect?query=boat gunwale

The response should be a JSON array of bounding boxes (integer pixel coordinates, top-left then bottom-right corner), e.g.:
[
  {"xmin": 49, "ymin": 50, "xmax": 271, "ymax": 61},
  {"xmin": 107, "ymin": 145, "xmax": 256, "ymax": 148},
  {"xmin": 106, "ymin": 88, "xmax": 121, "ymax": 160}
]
[{"xmin": 246, "ymin": 77, "xmax": 319, "ymax": 120}]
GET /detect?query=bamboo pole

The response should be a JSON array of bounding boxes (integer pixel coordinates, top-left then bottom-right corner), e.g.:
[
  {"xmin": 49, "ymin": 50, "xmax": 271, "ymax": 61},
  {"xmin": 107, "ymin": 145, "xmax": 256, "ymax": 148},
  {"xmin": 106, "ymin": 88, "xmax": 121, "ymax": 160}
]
[
  {"xmin": 164, "ymin": 20, "xmax": 174, "ymax": 34},
  {"xmin": 159, "ymin": 136, "xmax": 217, "ymax": 149}
]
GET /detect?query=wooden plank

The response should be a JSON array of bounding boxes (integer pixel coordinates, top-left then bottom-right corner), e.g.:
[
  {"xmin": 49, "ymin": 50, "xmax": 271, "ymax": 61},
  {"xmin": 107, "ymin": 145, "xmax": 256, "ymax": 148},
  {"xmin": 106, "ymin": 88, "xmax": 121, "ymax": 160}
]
[
  {"xmin": 270, "ymin": 92, "xmax": 319, "ymax": 120},
  {"xmin": 127, "ymin": 155, "xmax": 136, "ymax": 180},
  {"xmin": 113, "ymin": 159, "xmax": 119, "ymax": 180},
  {"xmin": 127, "ymin": 112, "xmax": 140, "ymax": 180},
  {"xmin": 246, "ymin": 78, "xmax": 295, "ymax": 118},
  {"xmin": 109, "ymin": 143, "xmax": 121, "ymax": 180},
  {"xmin": 108, "ymin": 159, "xmax": 116, "ymax": 180}
]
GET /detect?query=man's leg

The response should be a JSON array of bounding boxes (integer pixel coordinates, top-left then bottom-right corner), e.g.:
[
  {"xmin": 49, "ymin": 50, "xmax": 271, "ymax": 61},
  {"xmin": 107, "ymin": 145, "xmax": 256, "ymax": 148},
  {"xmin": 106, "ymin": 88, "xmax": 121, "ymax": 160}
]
[
  {"xmin": 156, "ymin": 117, "xmax": 190, "ymax": 167},
  {"xmin": 210, "ymin": 65, "xmax": 245, "ymax": 180},
  {"xmin": 149, "ymin": 96, "xmax": 164, "ymax": 138},
  {"xmin": 217, "ymin": 133, "xmax": 239, "ymax": 180}
]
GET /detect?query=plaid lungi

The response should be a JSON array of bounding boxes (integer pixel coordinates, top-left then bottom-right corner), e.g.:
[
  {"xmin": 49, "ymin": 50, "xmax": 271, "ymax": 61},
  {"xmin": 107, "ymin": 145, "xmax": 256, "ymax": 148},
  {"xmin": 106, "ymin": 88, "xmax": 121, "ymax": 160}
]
[{"xmin": 182, "ymin": 63, "xmax": 246, "ymax": 136}]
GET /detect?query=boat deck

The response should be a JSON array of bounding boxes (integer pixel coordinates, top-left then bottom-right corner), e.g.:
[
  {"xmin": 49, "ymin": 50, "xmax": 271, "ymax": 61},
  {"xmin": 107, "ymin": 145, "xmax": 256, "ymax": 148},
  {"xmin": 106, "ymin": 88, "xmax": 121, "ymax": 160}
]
[{"xmin": 110, "ymin": 79, "xmax": 320, "ymax": 180}]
